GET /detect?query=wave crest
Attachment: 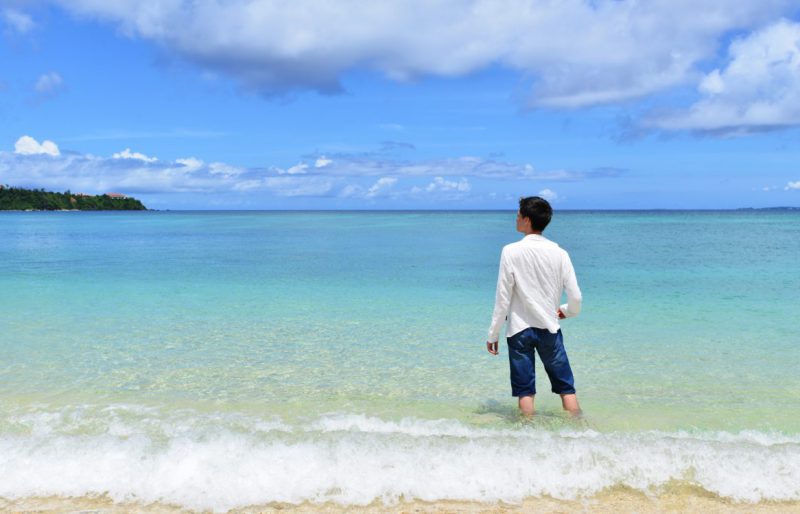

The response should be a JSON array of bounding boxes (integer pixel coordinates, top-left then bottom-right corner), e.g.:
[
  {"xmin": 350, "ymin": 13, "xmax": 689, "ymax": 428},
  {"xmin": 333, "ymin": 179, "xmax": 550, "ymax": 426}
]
[{"xmin": 1, "ymin": 407, "xmax": 799, "ymax": 511}]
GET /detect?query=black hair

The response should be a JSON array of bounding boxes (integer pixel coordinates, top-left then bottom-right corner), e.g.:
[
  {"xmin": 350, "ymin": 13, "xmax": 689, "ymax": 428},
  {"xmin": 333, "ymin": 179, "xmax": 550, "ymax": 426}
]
[{"xmin": 518, "ymin": 196, "xmax": 552, "ymax": 232}]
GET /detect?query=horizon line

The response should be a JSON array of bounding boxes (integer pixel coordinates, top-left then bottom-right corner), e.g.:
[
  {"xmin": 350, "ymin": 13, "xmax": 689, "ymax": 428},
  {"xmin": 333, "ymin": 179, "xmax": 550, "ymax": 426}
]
[{"xmin": 131, "ymin": 206, "xmax": 799, "ymax": 212}]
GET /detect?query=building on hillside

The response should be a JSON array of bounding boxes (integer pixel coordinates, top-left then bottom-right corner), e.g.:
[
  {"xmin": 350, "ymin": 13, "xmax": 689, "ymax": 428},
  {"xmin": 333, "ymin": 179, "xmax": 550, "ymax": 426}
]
[{"xmin": 105, "ymin": 193, "xmax": 128, "ymax": 199}]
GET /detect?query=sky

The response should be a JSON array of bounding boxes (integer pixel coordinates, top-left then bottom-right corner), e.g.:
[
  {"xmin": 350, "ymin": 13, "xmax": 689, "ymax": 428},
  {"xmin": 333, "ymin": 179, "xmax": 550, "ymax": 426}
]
[{"xmin": 2, "ymin": 0, "xmax": 800, "ymax": 210}]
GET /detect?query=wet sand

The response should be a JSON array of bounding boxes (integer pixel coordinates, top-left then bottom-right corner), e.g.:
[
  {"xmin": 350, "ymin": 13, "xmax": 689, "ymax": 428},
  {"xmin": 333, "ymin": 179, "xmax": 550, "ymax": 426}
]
[{"xmin": 3, "ymin": 489, "xmax": 800, "ymax": 514}]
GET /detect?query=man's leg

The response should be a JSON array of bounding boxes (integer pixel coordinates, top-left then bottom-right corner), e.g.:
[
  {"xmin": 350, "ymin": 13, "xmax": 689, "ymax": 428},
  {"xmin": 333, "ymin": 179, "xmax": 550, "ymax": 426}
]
[
  {"xmin": 535, "ymin": 329, "xmax": 582, "ymax": 416},
  {"xmin": 518, "ymin": 395, "xmax": 535, "ymax": 417},
  {"xmin": 507, "ymin": 329, "xmax": 537, "ymax": 417},
  {"xmin": 560, "ymin": 394, "xmax": 581, "ymax": 415}
]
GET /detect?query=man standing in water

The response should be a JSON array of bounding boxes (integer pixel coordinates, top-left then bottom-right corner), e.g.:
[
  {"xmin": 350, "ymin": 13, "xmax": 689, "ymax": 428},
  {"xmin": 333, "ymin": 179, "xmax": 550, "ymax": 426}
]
[{"xmin": 486, "ymin": 196, "xmax": 583, "ymax": 417}]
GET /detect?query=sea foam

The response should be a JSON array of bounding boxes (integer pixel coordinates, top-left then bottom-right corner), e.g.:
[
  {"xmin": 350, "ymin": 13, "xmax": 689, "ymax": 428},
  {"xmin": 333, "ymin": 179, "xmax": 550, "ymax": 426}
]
[{"xmin": 1, "ymin": 406, "xmax": 799, "ymax": 512}]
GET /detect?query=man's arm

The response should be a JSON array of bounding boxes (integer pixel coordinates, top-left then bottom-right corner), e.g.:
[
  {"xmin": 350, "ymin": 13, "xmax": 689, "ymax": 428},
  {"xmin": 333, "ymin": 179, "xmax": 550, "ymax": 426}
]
[
  {"xmin": 487, "ymin": 248, "xmax": 514, "ymax": 353},
  {"xmin": 559, "ymin": 253, "xmax": 582, "ymax": 318}
]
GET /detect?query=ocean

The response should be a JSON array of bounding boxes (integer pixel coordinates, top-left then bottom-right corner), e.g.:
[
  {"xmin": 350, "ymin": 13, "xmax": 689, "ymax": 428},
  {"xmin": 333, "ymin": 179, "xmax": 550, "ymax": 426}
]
[{"xmin": 1, "ymin": 210, "xmax": 799, "ymax": 511}]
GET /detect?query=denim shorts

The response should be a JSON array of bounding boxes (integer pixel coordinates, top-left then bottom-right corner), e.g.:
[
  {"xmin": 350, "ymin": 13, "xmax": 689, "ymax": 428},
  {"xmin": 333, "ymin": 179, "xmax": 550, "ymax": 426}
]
[{"xmin": 507, "ymin": 327, "xmax": 576, "ymax": 397}]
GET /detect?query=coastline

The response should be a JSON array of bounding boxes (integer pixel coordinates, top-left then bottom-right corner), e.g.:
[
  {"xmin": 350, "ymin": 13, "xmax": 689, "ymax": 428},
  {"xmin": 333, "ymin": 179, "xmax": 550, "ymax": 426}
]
[
  {"xmin": 0, "ymin": 208, "xmax": 147, "ymax": 211},
  {"xmin": 3, "ymin": 490, "xmax": 800, "ymax": 514}
]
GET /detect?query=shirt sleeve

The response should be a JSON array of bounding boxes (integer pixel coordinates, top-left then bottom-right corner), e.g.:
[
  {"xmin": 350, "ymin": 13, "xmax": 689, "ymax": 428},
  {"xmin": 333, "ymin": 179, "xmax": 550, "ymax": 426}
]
[
  {"xmin": 559, "ymin": 252, "xmax": 582, "ymax": 318},
  {"xmin": 487, "ymin": 247, "xmax": 515, "ymax": 343}
]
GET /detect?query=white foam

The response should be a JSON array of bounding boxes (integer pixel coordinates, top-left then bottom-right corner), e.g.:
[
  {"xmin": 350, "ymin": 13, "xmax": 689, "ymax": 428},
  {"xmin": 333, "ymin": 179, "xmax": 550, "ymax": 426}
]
[{"xmin": 1, "ymin": 407, "xmax": 799, "ymax": 512}]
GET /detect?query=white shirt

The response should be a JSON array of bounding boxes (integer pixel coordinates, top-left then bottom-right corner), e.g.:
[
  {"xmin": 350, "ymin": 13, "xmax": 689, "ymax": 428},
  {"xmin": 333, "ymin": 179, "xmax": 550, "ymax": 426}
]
[{"xmin": 487, "ymin": 233, "xmax": 582, "ymax": 342}]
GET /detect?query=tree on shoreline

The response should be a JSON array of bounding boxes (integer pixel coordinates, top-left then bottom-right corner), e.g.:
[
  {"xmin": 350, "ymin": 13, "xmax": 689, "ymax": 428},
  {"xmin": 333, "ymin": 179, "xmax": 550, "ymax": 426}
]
[{"xmin": 0, "ymin": 186, "xmax": 147, "ymax": 210}]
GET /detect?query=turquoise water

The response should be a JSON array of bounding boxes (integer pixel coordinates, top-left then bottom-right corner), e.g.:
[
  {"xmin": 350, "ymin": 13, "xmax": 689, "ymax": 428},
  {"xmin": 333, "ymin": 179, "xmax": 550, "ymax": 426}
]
[{"xmin": 1, "ymin": 211, "xmax": 799, "ymax": 508}]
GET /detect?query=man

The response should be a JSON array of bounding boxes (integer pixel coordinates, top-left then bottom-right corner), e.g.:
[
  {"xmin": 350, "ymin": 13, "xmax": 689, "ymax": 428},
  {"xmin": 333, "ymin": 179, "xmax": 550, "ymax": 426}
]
[{"xmin": 486, "ymin": 196, "xmax": 583, "ymax": 417}]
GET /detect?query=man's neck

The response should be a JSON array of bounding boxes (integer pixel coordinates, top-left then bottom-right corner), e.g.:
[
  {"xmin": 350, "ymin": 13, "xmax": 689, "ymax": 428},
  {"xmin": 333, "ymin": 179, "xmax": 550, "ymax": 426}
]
[{"xmin": 524, "ymin": 230, "xmax": 543, "ymax": 236}]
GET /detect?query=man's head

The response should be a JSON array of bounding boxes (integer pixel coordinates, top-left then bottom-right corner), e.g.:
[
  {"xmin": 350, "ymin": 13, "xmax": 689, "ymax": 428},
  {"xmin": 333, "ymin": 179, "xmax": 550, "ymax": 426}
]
[{"xmin": 517, "ymin": 196, "xmax": 553, "ymax": 234}]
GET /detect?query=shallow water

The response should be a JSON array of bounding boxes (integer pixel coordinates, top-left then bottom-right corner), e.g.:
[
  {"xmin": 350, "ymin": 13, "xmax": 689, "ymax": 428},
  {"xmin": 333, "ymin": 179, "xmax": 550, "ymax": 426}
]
[{"xmin": 1, "ymin": 210, "xmax": 799, "ymax": 509}]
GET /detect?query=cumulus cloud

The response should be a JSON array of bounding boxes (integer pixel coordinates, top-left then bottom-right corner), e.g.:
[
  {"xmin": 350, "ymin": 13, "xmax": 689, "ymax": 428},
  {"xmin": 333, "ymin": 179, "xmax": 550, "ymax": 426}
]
[
  {"xmin": 275, "ymin": 154, "xmax": 622, "ymax": 181},
  {"xmin": 786, "ymin": 181, "xmax": 800, "ymax": 190},
  {"xmin": 314, "ymin": 156, "xmax": 332, "ymax": 168},
  {"xmin": 410, "ymin": 176, "xmax": 471, "ymax": 199},
  {"xmin": 50, "ymin": 0, "xmax": 792, "ymax": 107},
  {"xmin": 2, "ymin": 8, "xmax": 34, "ymax": 34},
  {"xmin": 538, "ymin": 188, "xmax": 558, "ymax": 201},
  {"xmin": 2, "ymin": 137, "xmax": 336, "ymax": 197},
  {"xmin": 344, "ymin": 176, "xmax": 473, "ymax": 200},
  {"xmin": 424, "ymin": 176, "xmax": 471, "ymax": 193},
  {"xmin": 175, "ymin": 157, "xmax": 204, "ymax": 171},
  {"xmin": 2, "ymin": 137, "xmax": 619, "ymax": 201},
  {"xmin": 208, "ymin": 162, "xmax": 244, "ymax": 176},
  {"xmin": 364, "ymin": 177, "xmax": 398, "ymax": 198},
  {"xmin": 112, "ymin": 148, "xmax": 158, "ymax": 163},
  {"xmin": 279, "ymin": 162, "xmax": 309, "ymax": 175},
  {"xmin": 14, "ymin": 136, "xmax": 59, "ymax": 156},
  {"xmin": 337, "ymin": 184, "xmax": 362, "ymax": 198},
  {"xmin": 646, "ymin": 19, "xmax": 800, "ymax": 134},
  {"xmin": 3, "ymin": 152, "xmax": 226, "ymax": 194},
  {"xmin": 5, "ymin": 137, "xmax": 250, "ymax": 194}
]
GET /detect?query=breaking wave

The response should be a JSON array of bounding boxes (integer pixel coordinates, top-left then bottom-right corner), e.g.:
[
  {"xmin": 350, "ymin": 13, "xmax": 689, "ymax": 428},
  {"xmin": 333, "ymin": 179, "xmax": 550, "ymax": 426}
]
[{"xmin": 1, "ymin": 405, "xmax": 799, "ymax": 512}]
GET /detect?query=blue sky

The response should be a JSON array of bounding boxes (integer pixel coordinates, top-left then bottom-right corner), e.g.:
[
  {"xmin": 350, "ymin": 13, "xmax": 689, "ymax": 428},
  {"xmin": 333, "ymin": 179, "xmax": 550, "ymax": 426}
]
[{"xmin": 2, "ymin": 1, "xmax": 800, "ymax": 209}]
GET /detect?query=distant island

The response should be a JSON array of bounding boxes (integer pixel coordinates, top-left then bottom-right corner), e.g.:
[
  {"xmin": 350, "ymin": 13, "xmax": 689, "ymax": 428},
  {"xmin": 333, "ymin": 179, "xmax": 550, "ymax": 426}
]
[
  {"xmin": 735, "ymin": 206, "xmax": 800, "ymax": 211},
  {"xmin": 0, "ymin": 185, "xmax": 147, "ymax": 211}
]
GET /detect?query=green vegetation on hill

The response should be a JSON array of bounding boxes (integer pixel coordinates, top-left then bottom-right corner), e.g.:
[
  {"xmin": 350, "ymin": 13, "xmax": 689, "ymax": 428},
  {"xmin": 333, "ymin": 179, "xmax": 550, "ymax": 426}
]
[{"xmin": 0, "ymin": 186, "xmax": 147, "ymax": 211}]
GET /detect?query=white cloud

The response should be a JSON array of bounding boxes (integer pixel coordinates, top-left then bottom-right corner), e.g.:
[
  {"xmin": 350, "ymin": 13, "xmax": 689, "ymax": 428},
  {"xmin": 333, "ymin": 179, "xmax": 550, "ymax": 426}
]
[
  {"xmin": 14, "ymin": 136, "xmax": 60, "ymax": 156},
  {"xmin": 646, "ymin": 19, "xmax": 800, "ymax": 133},
  {"xmin": 425, "ymin": 176, "xmax": 471, "ymax": 193},
  {"xmin": 34, "ymin": 72, "xmax": 64, "ymax": 95},
  {"xmin": 280, "ymin": 162, "xmax": 308, "ymax": 175},
  {"xmin": 538, "ymin": 188, "xmax": 558, "ymax": 201},
  {"xmin": 345, "ymin": 176, "xmax": 473, "ymax": 200},
  {"xmin": 786, "ymin": 181, "xmax": 800, "ymax": 190},
  {"xmin": 315, "ymin": 156, "xmax": 332, "ymax": 168},
  {"xmin": 50, "ymin": 0, "xmax": 792, "ymax": 107},
  {"xmin": 1, "ymin": 138, "xmax": 617, "ymax": 201},
  {"xmin": 2, "ymin": 8, "xmax": 34, "ymax": 34},
  {"xmin": 364, "ymin": 177, "xmax": 398, "ymax": 198},
  {"xmin": 338, "ymin": 184, "xmax": 363, "ymax": 198},
  {"xmin": 209, "ymin": 162, "xmax": 244, "ymax": 176},
  {"xmin": 262, "ymin": 176, "xmax": 334, "ymax": 196},
  {"xmin": 287, "ymin": 154, "xmax": 619, "ymax": 181},
  {"xmin": 231, "ymin": 179, "xmax": 263, "ymax": 192},
  {"xmin": 176, "ymin": 157, "xmax": 204, "ymax": 171},
  {"xmin": 2, "ymin": 138, "xmax": 289, "ymax": 195},
  {"xmin": 112, "ymin": 148, "xmax": 158, "ymax": 163}
]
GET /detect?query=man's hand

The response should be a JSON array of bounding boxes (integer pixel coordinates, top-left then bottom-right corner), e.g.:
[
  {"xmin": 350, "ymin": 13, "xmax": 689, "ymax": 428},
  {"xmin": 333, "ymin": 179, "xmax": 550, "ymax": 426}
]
[
  {"xmin": 486, "ymin": 341, "xmax": 498, "ymax": 355},
  {"xmin": 557, "ymin": 309, "xmax": 566, "ymax": 319}
]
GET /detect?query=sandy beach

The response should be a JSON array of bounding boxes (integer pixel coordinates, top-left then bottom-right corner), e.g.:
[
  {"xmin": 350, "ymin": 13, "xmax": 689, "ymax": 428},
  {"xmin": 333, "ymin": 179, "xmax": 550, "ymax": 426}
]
[{"xmin": 3, "ymin": 489, "xmax": 800, "ymax": 514}]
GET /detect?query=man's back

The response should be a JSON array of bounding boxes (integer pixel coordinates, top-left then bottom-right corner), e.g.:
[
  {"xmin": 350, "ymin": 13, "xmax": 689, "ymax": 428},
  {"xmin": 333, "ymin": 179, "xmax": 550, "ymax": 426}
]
[{"xmin": 487, "ymin": 234, "xmax": 581, "ymax": 342}]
